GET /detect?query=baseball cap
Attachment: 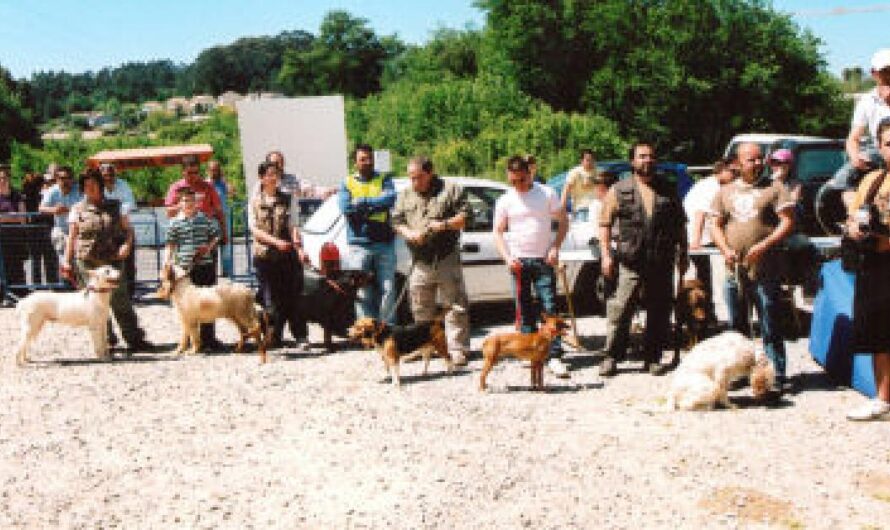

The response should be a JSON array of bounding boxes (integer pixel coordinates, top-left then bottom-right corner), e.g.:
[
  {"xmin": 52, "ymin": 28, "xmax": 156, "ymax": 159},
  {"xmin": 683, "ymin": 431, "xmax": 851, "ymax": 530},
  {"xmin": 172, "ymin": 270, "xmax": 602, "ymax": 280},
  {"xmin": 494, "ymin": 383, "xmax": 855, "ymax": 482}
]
[
  {"xmin": 769, "ymin": 148, "xmax": 794, "ymax": 164},
  {"xmin": 872, "ymin": 48, "xmax": 890, "ymax": 71},
  {"xmin": 320, "ymin": 242, "xmax": 340, "ymax": 262}
]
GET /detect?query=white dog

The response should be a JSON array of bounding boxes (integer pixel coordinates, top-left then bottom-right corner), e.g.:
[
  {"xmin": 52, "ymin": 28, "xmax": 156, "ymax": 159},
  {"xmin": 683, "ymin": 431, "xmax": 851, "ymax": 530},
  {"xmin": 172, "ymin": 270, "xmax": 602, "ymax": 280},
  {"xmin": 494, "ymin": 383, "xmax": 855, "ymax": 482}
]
[
  {"xmin": 15, "ymin": 265, "xmax": 121, "ymax": 365},
  {"xmin": 667, "ymin": 330, "xmax": 775, "ymax": 411},
  {"xmin": 156, "ymin": 263, "xmax": 268, "ymax": 361}
]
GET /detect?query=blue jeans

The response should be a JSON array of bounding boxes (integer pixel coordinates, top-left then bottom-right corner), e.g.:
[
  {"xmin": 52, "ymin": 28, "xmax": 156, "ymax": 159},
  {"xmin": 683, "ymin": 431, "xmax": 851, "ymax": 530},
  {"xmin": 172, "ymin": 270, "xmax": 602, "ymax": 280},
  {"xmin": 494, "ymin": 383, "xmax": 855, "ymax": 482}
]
[
  {"xmin": 512, "ymin": 258, "xmax": 562, "ymax": 358},
  {"xmin": 827, "ymin": 146, "xmax": 884, "ymax": 190},
  {"xmin": 219, "ymin": 205, "xmax": 234, "ymax": 278},
  {"xmin": 724, "ymin": 272, "xmax": 786, "ymax": 379},
  {"xmin": 347, "ymin": 241, "xmax": 397, "ymax": 325}
]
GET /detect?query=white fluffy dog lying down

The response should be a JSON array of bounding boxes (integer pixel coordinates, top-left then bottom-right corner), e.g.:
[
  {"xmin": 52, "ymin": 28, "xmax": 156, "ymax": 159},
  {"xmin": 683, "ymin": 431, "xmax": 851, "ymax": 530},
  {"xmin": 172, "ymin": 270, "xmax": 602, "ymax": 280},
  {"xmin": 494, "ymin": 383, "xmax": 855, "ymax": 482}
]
[
  {"xmin": 155, "ymin": 263, "xmax": 268, "ymax": 361},
  {"xmin": 15, "ymin": 265, "xmax": 120, "ymax": 365},
  {"xmin": 667, "ymin": 330, "xmax": 775, "ymax": 411}
]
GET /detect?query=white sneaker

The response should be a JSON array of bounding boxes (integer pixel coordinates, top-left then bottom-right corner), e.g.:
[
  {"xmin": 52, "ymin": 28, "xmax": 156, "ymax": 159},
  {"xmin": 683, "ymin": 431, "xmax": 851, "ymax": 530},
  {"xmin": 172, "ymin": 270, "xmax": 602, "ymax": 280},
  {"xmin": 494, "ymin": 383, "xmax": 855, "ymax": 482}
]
[
  {"xmin": 846, "ymin": 399, "xmax": 890, "ymax": 421},
  {"xmin": 547, "ymin": 358, "xmax": 570, "ymax": 378}
]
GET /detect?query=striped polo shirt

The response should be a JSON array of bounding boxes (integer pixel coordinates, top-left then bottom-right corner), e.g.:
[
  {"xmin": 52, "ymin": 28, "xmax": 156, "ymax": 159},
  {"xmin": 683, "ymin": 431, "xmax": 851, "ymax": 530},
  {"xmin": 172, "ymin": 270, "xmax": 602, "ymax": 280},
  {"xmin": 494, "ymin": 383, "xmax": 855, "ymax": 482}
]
[{"xmin": 166, "ymin": 211, "xmax": 221, "ymax": 266}]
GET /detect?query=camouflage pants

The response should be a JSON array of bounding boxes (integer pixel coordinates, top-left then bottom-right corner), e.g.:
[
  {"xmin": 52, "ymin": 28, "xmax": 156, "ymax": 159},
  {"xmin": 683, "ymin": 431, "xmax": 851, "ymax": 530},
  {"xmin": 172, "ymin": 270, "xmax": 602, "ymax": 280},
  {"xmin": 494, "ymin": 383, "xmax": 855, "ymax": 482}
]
[
  {"xmin": 408, "ymin": 251, "xmax": 470, "ymax": 354},
  {"xmin": 75, "ymin": 260, "xmax": 145, "ymax": 346}
]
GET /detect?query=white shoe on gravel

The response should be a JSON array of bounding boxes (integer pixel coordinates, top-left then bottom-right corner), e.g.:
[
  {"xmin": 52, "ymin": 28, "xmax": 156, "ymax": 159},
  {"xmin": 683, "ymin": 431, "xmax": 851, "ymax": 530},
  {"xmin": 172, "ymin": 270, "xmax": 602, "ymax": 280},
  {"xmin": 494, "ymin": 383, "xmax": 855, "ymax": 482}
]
[
  {"xmin": 846, "ymin": 399, "xmax": 890, "ymax": 421},
  {"xmin": 547, "ymin": 358, "xmax": 570, "ymax": 378}
]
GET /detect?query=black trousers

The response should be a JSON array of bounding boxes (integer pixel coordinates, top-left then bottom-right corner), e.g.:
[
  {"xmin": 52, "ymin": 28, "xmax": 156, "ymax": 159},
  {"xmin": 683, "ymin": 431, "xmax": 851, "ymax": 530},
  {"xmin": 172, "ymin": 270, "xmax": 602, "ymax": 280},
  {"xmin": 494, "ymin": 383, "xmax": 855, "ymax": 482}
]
[
  {"xmin": 28, "ymin": 223, "xmax": 59, "ymax": 284},
  {"xmin": 0, "ymin": 226, "xmax": 27, "ymax": 299},
  {"xmin": 190, "ymin": 261, "xmax": 218, "ymax": 344},
  {"xmin": 255, "ymin": 251, "xmax": 306, "ymax": 342}
]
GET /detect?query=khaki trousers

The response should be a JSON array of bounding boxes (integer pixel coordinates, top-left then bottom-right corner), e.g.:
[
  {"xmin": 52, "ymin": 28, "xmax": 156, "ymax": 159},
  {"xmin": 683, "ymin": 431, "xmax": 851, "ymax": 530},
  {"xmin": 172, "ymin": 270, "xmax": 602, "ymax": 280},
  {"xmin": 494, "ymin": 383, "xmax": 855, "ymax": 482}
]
[{"xmin": 408, "ymin": 251, "xmax": 470, "ymax": 354}]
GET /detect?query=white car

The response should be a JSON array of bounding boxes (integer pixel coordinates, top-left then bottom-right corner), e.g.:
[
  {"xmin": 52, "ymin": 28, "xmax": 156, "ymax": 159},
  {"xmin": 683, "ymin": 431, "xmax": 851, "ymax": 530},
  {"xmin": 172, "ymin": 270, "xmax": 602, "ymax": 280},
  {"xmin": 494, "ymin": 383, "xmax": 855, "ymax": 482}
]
[{"xmin": 300, "ymin": 177, "xmax": 602, "ymax": 319}]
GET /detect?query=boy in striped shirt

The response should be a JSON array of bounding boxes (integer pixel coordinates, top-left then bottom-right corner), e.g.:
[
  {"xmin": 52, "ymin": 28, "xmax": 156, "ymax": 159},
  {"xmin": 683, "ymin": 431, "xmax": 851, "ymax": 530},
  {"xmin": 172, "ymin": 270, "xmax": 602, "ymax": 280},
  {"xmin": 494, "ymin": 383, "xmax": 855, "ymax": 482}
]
[{"xmin": 164, "ymin": 187, "xmax": 223, "ymax": 350}]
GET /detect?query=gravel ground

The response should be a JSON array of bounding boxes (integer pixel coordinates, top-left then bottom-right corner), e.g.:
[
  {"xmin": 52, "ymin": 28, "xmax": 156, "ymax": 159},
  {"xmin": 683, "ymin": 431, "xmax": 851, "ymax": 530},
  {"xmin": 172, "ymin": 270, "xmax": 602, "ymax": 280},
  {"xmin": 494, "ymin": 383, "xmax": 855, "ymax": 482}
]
[{"xmin": 1, "ymin": 300, "xmax": 889, "ymax": 530}]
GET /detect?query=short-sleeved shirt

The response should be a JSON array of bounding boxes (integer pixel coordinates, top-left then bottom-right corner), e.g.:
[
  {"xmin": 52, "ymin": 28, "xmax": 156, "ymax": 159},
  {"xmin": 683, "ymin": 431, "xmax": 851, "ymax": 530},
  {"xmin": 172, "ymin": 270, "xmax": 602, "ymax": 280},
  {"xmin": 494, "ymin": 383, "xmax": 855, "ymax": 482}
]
[
  {"xmin": 166, "ymin": 211, "xmax": 221, "ymax": 266},
  {"xmin": 103, "ymin": 178, "xmax": 137, "ymax": 215},
  {"xmin": 599, "ymin": 176, "xmax": 656, "ymax": 226},
  {"xmin": 682, "ymin": 175, "xmax": 722, "ymax": 246},
  {"xmin": 41, "ymin": 184, "xmax": 82, "ymax": 232},
  {"xmin": 565, "ymin": 165, "xmax": 599, "ymax": 210},
  {"xmin": 0, "ymin": 190, "xmax": 23, "ymax": 221},
  {"xmin": 711, "ymin": 178, "xmax": 795, "ymax": 260},
  {"xmin": 164, "ymin": 178, "xmax": 222, "ymax": 220},
  {"xmin": 852, "ymin": 88, "xmax": 890, "ymax": 144},
  {"xmin": 392, "ymin": 176, "xmax": 472, "ymax": 262},
  {"xmin": 494, "ymin": 182, "xmax": 561, "ymax": 259}
]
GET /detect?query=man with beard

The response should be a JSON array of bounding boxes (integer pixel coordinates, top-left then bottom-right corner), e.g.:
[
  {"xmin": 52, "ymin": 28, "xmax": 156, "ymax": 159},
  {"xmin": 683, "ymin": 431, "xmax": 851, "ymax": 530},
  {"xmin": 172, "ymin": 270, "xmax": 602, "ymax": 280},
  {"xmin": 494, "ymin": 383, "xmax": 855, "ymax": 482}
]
[{"xmin": 598, "ymin": 142, "xmax": 688, "ymax": 377}]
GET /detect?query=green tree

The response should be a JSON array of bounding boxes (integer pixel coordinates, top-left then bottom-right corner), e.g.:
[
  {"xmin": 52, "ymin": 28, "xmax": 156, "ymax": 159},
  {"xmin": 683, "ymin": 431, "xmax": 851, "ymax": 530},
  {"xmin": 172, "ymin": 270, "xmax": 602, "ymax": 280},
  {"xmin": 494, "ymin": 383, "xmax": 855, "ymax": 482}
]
[
  {"xmin": 476, "ymin": 0, "xmax": 847, "ymax": 162},
  {"xmin": 0, "ymin": 65, "xmax": 37, "ymax": 161},
  {"xmin": 382, "ymin": 27, "xmax": 481, "ymax": 86},
  {"xmin": 278, "ymin": 11, "xmax": 403, "ymax": 97}
]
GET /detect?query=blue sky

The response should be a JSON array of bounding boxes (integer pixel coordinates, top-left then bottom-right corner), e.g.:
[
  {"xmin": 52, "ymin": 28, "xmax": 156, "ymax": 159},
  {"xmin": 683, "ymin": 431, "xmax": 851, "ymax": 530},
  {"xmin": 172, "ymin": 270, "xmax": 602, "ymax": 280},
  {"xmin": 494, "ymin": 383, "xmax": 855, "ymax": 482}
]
[{"xmin": 0, "ymin": 0, "xmax": 886, "ymax": 79}]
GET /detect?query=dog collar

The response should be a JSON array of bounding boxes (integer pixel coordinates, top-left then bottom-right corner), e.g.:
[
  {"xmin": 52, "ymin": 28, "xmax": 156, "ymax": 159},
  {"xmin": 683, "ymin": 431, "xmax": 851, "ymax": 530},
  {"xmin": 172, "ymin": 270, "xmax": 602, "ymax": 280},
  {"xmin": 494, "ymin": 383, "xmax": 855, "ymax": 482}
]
[{"xmin": 86, "ymin": 285, "xmax": 116, "ymax": 294}]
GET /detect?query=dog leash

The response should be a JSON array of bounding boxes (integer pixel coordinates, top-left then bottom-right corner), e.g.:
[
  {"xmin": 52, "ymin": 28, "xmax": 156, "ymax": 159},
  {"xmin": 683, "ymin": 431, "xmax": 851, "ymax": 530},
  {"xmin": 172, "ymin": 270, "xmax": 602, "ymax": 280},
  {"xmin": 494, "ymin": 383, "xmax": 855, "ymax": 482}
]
[{"xmin": 733, "ymin": 261, "xmax": 758, "ymax": 340}]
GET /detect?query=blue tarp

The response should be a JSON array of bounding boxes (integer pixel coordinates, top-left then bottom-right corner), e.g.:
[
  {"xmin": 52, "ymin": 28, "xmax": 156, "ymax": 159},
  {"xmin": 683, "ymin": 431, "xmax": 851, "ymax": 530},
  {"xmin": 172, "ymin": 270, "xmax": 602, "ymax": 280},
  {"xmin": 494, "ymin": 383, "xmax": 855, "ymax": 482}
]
[{"xmin": 809, "ymin": 259, "xmax": 877, "ymax": 397}]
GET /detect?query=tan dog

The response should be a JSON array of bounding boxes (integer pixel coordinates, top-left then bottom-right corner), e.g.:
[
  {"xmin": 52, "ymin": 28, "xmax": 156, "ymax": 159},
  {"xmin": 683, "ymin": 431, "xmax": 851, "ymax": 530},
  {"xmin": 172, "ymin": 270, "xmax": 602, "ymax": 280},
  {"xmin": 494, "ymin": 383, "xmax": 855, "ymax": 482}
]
[
  {"xmin": 675, "ymin": 278, "xmax": 711, "ymax": 348},
  {"xmin": 348, "ymin": 307, "xmax": 454, "ymax": 387},
  {"xmin": 667, "ymin": 331, "xmax": 775, "ymax": 410},
  {"xmin": 479, "ymin": 314, "xmax": 569, "ymax": 391},
  {"xmin": 15, "ymin": 265, "xmax": 121, "ymax": 365},
  {"xmin": 156, "ymin": 263, "xmax": 269, "ymax": 362}
]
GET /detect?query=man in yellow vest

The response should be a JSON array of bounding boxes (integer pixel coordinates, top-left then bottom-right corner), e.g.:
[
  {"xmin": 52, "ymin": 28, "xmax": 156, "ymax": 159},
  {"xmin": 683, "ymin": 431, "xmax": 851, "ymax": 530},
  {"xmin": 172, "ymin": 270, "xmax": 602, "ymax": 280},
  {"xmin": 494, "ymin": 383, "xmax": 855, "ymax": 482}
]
[{"xmin": 338, "ymin": 143, "xmax": 398, "ymax": 324}]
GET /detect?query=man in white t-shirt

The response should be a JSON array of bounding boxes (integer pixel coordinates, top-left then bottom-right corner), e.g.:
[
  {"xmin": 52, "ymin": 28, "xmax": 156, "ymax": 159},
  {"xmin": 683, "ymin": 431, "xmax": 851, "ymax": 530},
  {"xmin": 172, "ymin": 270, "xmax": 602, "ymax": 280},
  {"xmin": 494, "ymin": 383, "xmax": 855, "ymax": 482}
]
[
  {"xmin": 493, "ymin": 155, "xmax": 570, "ymax": 377},
  {"xmin": 683, "ymin": 158, "xmax": 736, "ymax": 317},
  {"xmin": 828, "ymin": 48, "xmax": 890, "ymax": 192}
]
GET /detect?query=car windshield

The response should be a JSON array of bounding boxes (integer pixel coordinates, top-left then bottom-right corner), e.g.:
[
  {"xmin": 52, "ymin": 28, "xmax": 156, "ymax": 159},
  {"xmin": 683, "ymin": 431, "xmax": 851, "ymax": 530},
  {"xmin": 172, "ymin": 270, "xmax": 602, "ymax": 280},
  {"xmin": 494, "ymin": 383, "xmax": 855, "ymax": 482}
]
[
  {"xmin": 796, "ymin": 147, "xmax": 847, "ymax": 184},
  {"xmin": 301, "ymin": 196, "xmax": 342, "ymax": 235}
]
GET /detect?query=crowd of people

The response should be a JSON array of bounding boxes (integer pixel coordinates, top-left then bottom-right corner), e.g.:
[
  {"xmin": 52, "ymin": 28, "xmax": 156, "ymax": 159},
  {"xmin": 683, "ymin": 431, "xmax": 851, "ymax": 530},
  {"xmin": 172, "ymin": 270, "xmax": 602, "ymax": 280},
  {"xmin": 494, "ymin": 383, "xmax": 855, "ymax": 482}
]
[{"xmin": 2, "ymin": 49, "xmax": 889, "ymax": 422}]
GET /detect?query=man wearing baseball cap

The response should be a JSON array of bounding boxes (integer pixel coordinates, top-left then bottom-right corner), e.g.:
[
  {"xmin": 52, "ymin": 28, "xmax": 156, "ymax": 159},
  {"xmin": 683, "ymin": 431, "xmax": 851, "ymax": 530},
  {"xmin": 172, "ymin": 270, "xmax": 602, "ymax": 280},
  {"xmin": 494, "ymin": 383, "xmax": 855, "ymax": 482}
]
[{"xmin": 827, "ymin": 48, "xmax": 890, "ymax": 194}]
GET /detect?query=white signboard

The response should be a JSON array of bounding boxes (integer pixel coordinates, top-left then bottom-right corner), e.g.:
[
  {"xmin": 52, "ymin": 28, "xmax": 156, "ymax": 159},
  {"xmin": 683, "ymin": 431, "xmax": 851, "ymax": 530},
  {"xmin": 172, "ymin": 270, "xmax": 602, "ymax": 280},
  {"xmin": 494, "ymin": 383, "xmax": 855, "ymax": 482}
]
[
  {"xmin": 374, "ymin": 150, "xmax": 391, "ymax": 173},
  {"xmin": 236, "ymin": 95, "xmax": 348, "ymax": 196}
]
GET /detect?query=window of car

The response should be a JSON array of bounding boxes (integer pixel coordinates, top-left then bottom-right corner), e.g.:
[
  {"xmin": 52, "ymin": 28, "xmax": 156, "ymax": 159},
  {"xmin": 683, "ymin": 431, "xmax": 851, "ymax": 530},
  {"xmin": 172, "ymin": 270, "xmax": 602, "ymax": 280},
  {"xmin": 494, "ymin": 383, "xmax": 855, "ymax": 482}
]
[
  {"xmin": 794, "ymin": 147, "xmax": 847, "ymax": 184},
  {"xmin": 301, "ymin": 196, "xmax": 342, "ymax": 235},
  {"xmin": 464, "ymin": 186, "xmax": 504, "ymax": 232}
]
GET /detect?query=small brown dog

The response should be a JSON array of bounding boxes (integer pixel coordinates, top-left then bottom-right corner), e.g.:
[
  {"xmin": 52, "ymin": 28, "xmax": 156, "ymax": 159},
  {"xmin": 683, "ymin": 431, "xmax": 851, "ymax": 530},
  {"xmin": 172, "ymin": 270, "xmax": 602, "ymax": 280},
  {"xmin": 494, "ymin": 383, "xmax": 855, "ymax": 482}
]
[
  {"xmin": 348, "ymin": 307, "xmax": 455, "ymax": 387},
  {"xmin": 675, "ymin": 278, "xmax": 711, "ymax": 348},
  {"xmin": 479, "ymin": 314, "xmax": 569, "ymax": 391}
]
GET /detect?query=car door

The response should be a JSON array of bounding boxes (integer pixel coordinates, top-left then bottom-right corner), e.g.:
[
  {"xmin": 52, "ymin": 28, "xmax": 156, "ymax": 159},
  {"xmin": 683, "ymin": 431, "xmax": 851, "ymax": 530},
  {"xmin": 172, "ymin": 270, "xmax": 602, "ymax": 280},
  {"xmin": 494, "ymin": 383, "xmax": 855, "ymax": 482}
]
[{"xmin": 460, "ymin": 185, "xmax": 513, "ymax": 302}]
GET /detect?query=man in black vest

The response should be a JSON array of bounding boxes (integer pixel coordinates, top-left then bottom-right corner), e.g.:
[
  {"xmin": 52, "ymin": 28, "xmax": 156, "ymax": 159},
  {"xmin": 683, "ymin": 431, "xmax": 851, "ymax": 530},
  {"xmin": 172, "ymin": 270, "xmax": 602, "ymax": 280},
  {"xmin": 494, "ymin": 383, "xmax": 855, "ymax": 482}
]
[{"xmin": 598, "ymin": 142, "xmax": 688, "ymax": 376}]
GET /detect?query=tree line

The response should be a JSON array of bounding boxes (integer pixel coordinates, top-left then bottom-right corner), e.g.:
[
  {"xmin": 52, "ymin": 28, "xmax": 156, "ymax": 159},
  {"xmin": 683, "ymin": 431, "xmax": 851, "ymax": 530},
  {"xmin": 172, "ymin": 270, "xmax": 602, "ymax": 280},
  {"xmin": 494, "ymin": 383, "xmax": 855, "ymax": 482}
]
[{"xmin": 2, "ymin": 0, "xmax": 852, "ymax": 196}]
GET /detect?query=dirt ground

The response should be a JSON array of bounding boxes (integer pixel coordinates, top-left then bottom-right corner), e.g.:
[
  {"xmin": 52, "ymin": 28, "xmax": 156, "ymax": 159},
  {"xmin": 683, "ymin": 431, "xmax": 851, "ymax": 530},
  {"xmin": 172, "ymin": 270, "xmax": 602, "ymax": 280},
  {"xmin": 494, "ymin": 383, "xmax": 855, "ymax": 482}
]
[{"xmin": 1, "ymin": 299, "xmax": 888, "ymax": 529}]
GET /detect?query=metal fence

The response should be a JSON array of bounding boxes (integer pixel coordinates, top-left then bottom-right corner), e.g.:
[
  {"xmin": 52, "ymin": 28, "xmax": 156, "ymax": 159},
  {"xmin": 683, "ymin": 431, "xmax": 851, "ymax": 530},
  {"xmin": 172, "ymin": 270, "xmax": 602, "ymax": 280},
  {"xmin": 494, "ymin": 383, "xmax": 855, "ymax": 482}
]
[{"xmin": 0, "ymin": 199, "xmax": 322, "ymax": 305}]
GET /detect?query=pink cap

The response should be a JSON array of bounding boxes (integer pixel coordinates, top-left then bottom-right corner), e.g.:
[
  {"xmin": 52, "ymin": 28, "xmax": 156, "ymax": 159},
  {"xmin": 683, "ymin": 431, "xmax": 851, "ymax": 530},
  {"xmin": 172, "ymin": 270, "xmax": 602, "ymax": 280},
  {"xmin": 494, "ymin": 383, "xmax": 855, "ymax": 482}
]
[{"xmin": 769, "ymin": 148, "xmax": 794, "ymax": 164}]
